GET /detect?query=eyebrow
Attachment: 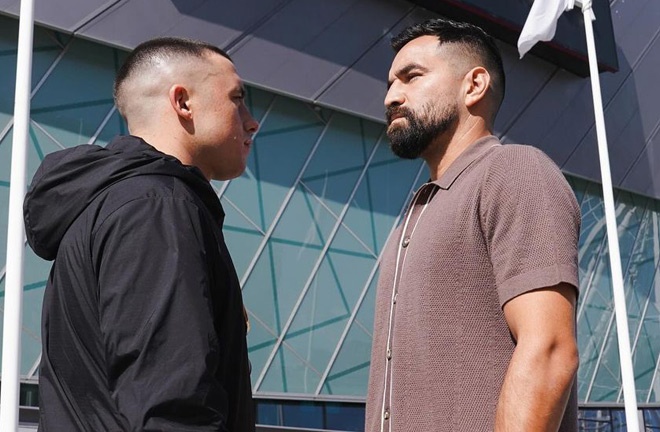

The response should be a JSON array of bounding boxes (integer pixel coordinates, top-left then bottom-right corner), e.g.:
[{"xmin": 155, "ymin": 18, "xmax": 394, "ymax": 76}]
[{"xmin": 387, "ymin": 63, "xmax": 429, "ymax": 89}]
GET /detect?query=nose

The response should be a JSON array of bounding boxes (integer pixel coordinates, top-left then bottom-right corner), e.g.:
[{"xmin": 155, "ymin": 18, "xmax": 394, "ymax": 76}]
[
  {"xmin": 385, "ymin": 80, "xmax": 406, "ymax": 108},
  {"xmin": 384, "ymin": 83, "xmax": 405, "ymax": 110},
  {"xmin": 243, "ymin": 109, "xmax": 259, "ymax": 134}
]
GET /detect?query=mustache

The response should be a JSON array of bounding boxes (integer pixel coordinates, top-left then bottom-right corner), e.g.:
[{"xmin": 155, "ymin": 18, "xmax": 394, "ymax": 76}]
[{"xmin": 386, "ymin": 106, "xmax": 413, "ymax": 125}]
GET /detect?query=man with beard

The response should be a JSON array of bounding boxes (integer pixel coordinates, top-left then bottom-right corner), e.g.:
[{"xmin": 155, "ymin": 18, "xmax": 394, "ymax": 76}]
[{"xmin": 365, "ymin": 19, "xmax": 580, "ymax": 431}]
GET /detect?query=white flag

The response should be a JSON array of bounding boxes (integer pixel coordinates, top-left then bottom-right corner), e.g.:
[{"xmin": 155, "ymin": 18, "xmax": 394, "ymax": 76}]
[{"xmin": 518, "ymin": 0, "xmax": 575, "ymax": 58}]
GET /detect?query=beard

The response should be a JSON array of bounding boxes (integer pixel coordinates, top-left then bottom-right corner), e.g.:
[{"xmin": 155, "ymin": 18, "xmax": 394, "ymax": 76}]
[{"xmin": 386, "ymin": 102, "xmax": 459, "ymax": 159}]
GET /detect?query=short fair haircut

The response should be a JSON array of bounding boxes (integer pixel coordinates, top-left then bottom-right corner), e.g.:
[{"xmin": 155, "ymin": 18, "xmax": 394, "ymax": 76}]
[
  {"xmin": 392, "ymin": 18, "xmax": 506, "ymax": 118},
  {"xmin": 113, "ymin": 37, "xmax": 231, "ymax": 118}
]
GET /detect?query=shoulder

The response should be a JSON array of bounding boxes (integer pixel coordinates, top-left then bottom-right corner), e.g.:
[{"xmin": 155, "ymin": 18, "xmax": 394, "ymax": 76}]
[
  {"xmin": 106, "ymin": 174, "xmax": 200, "ymax": 205},
  {"xmin": 93, "ymin": 174, "xmax": 205, "ymax": 228},
  {"xmin": 477, "ymin": 143, "xmax": 578, "ymax": 214},
  {"xmin": 477, "ymin": 143, "xmax": 580, "ymax": 228},
  {"xmin": 487, "ymin": 144, "xmax": 558, "ymax": 168},
  {"xmin": 480, "ymin": 144, "xmax": 566, "ymax": 185}
]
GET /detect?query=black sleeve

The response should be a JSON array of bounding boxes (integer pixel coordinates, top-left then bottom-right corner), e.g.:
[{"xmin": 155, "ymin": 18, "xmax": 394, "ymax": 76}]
[{"xmin": 92, "ymin": 196, "xmax": 228, "ymax": 431}]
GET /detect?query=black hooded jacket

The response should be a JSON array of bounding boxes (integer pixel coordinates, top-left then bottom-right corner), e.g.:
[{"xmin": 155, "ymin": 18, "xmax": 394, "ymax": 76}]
[{"xmin": 24, "ymin": 135, "xmax": 255, "ymax": 431}]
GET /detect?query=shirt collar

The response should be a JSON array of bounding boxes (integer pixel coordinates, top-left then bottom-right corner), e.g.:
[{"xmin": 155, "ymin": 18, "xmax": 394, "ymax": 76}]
[{"xmin": 431, "ymin": 135, "xmax": 501, "ymax": 190}]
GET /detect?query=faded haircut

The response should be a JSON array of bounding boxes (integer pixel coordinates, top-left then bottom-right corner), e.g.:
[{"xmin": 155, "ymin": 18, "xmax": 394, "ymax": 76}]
[
  {"xmin": 113, "ymin": 37, "xmax": 231, "ymax": 116},
  {"xmin": 392, "ymin": 18, "xmax": 505, "ymax": 116}
]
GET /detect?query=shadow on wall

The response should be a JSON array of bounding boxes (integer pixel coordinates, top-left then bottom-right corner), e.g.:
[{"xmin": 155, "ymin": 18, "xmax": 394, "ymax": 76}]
[
  {"xmin": 496, "ymin": 25, "xmax": 657, "ymax": 201},
  {"xmin": 558, "ymin": 46, "xmax": 655, "ymax": 201},
  {"xmin": 168, "ymin": 0, "xmax": 409, "ymax": 83}
]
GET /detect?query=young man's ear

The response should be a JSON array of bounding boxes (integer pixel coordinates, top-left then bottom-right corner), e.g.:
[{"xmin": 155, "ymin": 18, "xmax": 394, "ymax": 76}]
[
  {"xmin": 169, "ymin": 84, "xmax": 192, "ymax": 120},
  {"xmin": 464, "ymin": 67, "xmax": 490, "ymax": 108}
]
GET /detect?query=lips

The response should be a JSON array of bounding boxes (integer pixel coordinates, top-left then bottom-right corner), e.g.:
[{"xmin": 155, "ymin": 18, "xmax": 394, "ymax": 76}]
[
  {"xmin": 387, "ymin": 114, "xmax": 409, "ymax": 129},
  {"xmin": 386, "ymin": 107, "xmax": 410, "ymax": 125}
]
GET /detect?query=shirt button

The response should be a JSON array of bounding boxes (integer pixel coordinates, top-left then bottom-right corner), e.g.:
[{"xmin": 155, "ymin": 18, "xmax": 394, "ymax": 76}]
[
  {"xmin": 393, "ymin": 292, "xmax": 398, "ymax": 304},
  {"xmin": 401, "ymin": 237, "xmax": 410, "ymax": 248},
  {"xmin": 386, "ymin": 348, "xmax": 392, "ymax": 360},
  {"xmin": 383, "ymin": 409, "xmax": 390, "ymax": 420}
]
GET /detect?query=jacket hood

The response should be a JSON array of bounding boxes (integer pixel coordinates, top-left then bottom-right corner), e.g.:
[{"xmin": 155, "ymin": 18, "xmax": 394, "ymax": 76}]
[{"xmin": 24, "ymin": 135, "xmax": 223, "ymax": 261}]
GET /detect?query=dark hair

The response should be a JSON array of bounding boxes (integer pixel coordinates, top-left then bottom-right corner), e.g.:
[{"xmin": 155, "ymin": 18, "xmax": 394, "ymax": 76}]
[
  {"xmin": 113, "ymin": 37, "xmax": 231, "ymax": 107},
  {"xmin": 392, "ymin": 18, "xmax": 505, "ymax": 114}
]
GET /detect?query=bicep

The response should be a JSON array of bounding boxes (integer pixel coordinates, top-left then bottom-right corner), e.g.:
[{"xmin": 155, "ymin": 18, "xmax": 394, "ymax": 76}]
[
  {"xmin": 503, "ymin": 283, "xmax": 577, "ymax": 344},
  {"xmin": 481, "ymin": 147, "xmax": 580, "ymax": 306},
  {"xmin": 94, "ymin": 197, "xmax": 213, "ymax": 354},
  {"xmin": 93, "ymin": 197, "xmax": 225, "ymax": 429}
]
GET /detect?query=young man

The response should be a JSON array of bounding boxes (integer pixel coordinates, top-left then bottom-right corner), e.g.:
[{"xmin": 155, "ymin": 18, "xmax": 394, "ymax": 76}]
[
  {"xmin": 24, "ymin": 38, "xmax": 259, "ymax": 431},
  {"xmin": 366, "ymin": 19, "xmax": 580, "ymax": 431}
]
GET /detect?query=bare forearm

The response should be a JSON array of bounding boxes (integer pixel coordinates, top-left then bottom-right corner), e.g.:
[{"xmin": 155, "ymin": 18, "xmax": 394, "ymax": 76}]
[{"xmin": 495, "ymin": 344, "xmax": 578, "ymax": 431}]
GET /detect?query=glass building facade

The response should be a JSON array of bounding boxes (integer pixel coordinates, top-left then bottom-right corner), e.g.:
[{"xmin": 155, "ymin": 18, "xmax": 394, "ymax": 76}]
[{"xmin": 1, "ymin": 15, "xmax": 660, "ymax": 431}]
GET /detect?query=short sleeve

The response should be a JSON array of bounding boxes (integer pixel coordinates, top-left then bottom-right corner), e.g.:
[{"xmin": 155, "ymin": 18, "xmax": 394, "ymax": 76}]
[{"xmin": 480, "ymin": 145, "xmax": 581, "ymax": 306}]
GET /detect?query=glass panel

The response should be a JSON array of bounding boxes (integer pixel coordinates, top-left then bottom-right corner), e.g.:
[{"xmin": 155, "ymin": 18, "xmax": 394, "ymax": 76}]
[
  {"xmin": 92, "ymin": 109, "xmax": 127, "ymax": 147},
  {"xmin": 626, "ymin": 201, "xmax": 660, "ymax": 401},
  {"xmin": 255, "ymin": 400, "xmax": 281, "ymax": 425},
  {"xmin": 577, "ymin": 185, "xmax": 612, "ymax": 400},
  {"xmin": 610, "ymin": 409, "xmax": 627, "ymax": 431},
  {"xmin": 259, "ymin": 344, "xmax": 321, "ymax": 393},
  {"xmin": 588, "ymin": 323, "xmax": 622, "ymax": 401},
  {"xmin": 21, "ymin": 245, "xmax": 51, "ymax": 376},
  {"xmin": 0, "ymin": 258, "xmax": 47, "ymax": 378},
  {"xmin": 222, "ymin": 224, "xmax": 263, "ymax": 279},
  {"xmin": 579, "ymin": 186, "xmax": 660, "ymax": 403},
  {"xmin": 278, "ymin": 246, "xmax": 375, "ymax": 391},
  {"xmin": 281, "ymin": 401, "xmax": 323, "ymax": 428},
  {"xmin": 223, "ymin": 96, "xmax": 325, "ymax": 232},
  {"xmin": 632, "ymin": 312, "xmax": 660, "ymax": 402},
  {"xmin": 325, "ymin": 403, "xmax": 365, "ymax": 431},
  {"xmin": 340, "ymin": 153, "xmax": 423, "ymax": 257},
  {"xmin": 0, "ymin": 16, "xmax": 67, "ymax": 121},
  {"xmin": 246, "ymin": 317, "xmax": 278, "ymax": 392},
  {"xmin": 267, "ymin": 184, "xmax": 336, "ymax": 249},
  {"xmin": 242, "ymin": 240, "xmax": 320, "ymax": 335},
  {"xmin": 0, "ymin": 130, "xmax": 11, "ymax": 266},
  {"xmin": 644, "ymin": 408, "xmax": 660, "ymax": 430},
  {"xmin": 300, "ymin": 114, "xmax": 381, "ymax": 215},
  {"xmin": 31, "ymin": 103, "xmax": 115, "ymax": 149},
  {"xmin": 578, "ymin": 408, "xmax": 613, "ymax": 432},
  {"xmin": 615, "ymin": 191, "xmax": 646, "ymax": 274},
  {"xmin": 29, "ymin": 38, "xmax": 118, "ymax": 148},
  {"xmin": 321, "ymin": 276, "xmax": 378, "ymax": 396},
  {"xmin": 19, "ymin": 383, "xmax": 40, "ymax": 407}
]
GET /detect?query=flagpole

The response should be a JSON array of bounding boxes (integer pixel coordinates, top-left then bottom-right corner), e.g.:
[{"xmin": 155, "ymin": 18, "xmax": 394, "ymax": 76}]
[
  {"xmin": 1, "ymin": 0, "xmax": 35, "ymax": 430},
  {"xmin": 577, "ymin": 1, "xmax": 640, "ymax": 430}
]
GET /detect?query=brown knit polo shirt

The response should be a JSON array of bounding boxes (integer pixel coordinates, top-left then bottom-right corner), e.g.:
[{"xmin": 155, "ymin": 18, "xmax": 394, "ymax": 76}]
[{"xmin": 365, "ymin": 135, "xmax": 580, "ymax": 432}]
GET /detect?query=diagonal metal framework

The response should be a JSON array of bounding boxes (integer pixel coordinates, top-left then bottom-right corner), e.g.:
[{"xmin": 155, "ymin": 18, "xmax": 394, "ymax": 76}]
[
  {"xmin": 239, "ymin": 112, "xmax": 333, "ymax": 289},
  {"xmin": 2, "ymin": 17, "xmax": 660, "ymax": 403},
  {"xmin": 584, "ymin": 200, "xmax": 642, "ymax": 400},
  {"xmin": 0, "ymin": 37, "xmax": 72, "ymax": 148},
  {"xmin": 314, "ymin": 160, "xmax": 426, "ymax": 395},
  {"xmin": 298, "ymin": 180, "xmax": 378, "ymax": 259},
  {"xmin": 253, "ymin": 124, "xmax": 383, "ymax": 391},
  {"xmin": 87, "ymin": 105, "xmax": 116, "ymax": 145}
]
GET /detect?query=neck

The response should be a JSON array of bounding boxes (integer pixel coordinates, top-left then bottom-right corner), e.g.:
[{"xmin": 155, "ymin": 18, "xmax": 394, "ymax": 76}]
[
  {"xmin": 423, "ymin": 116, "xmax": 491, "ymax": 181},
  {"xmin": 130, "ymin": 127, "xmax": 201, "ymax": 174}
]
